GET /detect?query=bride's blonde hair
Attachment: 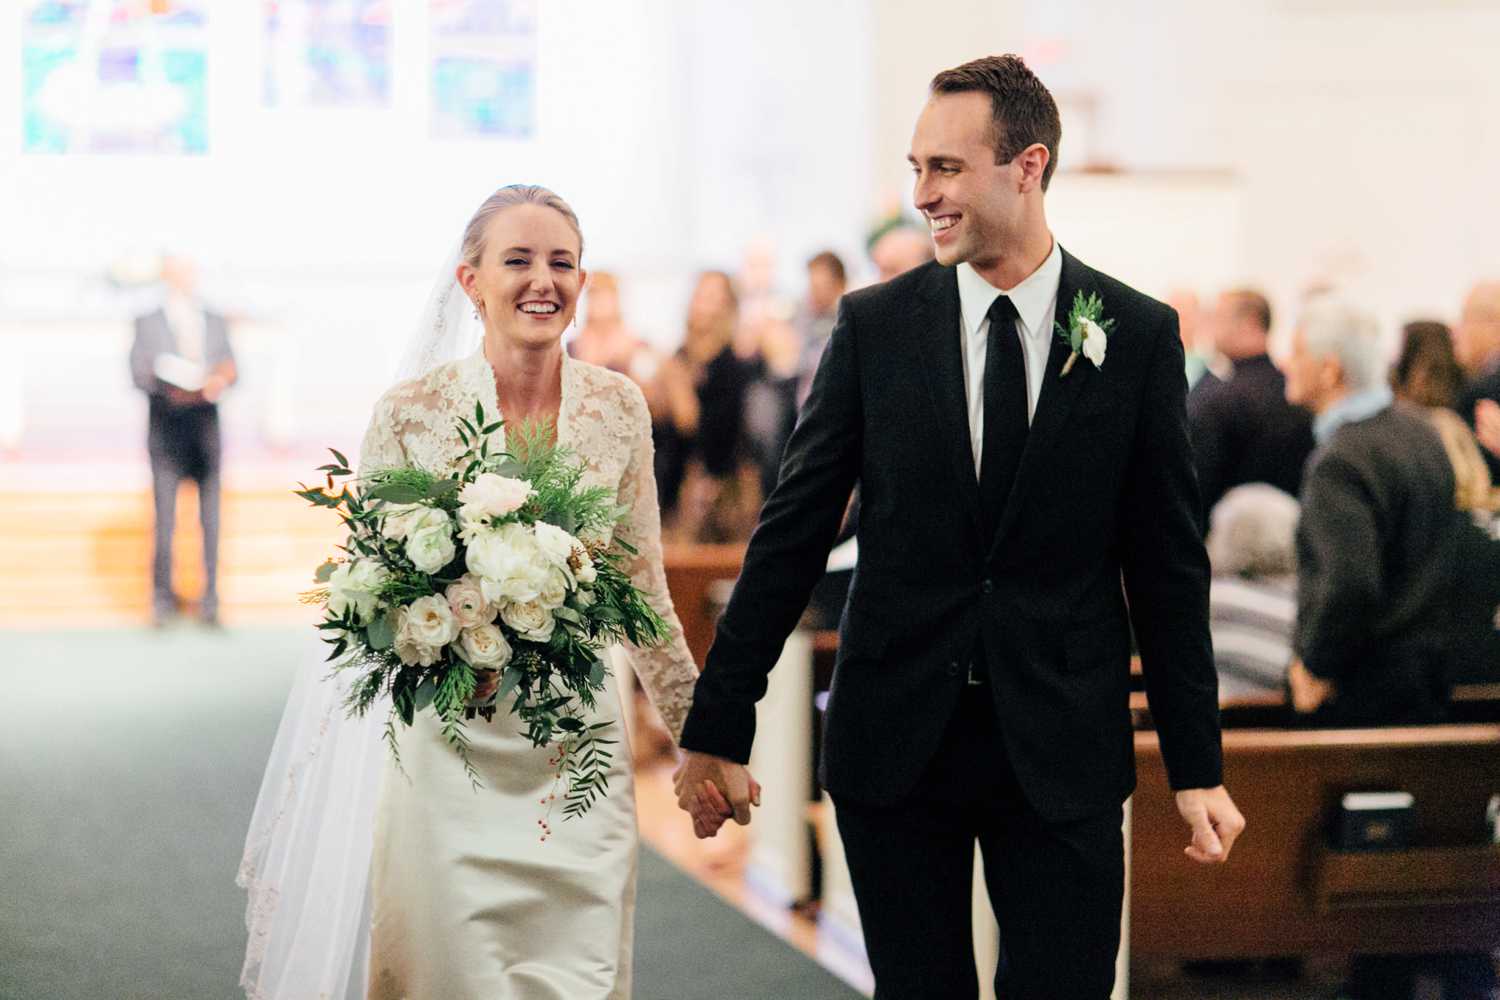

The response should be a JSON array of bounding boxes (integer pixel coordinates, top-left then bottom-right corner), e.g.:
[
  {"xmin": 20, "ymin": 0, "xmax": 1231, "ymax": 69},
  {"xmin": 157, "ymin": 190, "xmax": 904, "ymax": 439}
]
[{"xmin": 461, "ymin": 184, "xmax": 583, "ymax": 267}]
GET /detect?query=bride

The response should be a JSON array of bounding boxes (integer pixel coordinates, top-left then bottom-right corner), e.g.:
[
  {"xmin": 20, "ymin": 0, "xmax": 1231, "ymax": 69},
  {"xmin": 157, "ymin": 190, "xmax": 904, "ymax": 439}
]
[{"xmin": 238, "ymin": 184, "xmax": 755, "ymax": 999}]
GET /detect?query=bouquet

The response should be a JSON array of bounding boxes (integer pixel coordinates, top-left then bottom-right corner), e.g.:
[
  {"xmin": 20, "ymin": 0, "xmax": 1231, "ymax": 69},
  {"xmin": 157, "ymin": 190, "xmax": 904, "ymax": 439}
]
[{"xmin": 297, "ymin": 405, "xmax": 667, "ymax": 821}]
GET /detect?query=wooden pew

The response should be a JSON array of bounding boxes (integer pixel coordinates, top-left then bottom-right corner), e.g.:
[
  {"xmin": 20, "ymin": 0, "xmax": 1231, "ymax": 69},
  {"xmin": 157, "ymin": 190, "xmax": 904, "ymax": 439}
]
[
  {"xmin": 1130, "ymin": 724, "xmax": 1500, "ymax": 960},
  {"xmin": 661, "ymin": 543, "xmax": 746, "ymax": 667}
]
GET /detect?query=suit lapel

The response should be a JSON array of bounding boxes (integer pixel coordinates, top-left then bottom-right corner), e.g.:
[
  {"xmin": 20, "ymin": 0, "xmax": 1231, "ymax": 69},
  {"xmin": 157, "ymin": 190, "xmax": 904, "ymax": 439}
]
[
  {"xmin": 988, "ymin": 249, "xmax": 1095, "ymax": 556},
  {"xmin": 913, "ymin": 264, "xmax": 984, "ymax": 540}
]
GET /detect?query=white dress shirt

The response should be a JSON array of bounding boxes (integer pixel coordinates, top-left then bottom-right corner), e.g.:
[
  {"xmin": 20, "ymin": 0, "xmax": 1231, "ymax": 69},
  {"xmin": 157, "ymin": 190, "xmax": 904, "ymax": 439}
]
[
  {"xmin": 164, "ymin": 290, "xmax": 207, "ymax": 364},
  {"xmin": 956, "ymin": 238, "xmax": 1063, "ymax": 478}
]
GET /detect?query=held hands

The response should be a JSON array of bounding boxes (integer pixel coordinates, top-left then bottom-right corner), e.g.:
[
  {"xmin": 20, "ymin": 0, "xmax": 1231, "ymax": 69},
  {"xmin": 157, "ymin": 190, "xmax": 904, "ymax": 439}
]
[
  {"xmin": 673, "ymin": 750, "xmax": 761, "ymax": 839},
  {"xmin": 1174, "ymin": 785, "xmax": 1245, "ymax": 864}
]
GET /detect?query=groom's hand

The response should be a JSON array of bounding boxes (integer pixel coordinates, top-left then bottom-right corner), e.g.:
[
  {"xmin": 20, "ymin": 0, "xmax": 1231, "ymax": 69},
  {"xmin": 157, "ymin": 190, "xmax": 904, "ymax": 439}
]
[
  {"xmin": 1174, "ymin": 785, "xmax": 1245, "ymax": 864},
  {"xmin": 673, "ymin": 750, "xmax": 760, "ymax": 839}
]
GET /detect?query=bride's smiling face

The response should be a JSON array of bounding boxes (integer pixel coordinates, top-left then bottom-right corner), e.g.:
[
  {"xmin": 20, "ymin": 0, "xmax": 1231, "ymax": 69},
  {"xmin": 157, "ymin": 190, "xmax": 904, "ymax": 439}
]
[{"xmin": 459, "ymin": 203, "xmax": 586, "ymax": 350}]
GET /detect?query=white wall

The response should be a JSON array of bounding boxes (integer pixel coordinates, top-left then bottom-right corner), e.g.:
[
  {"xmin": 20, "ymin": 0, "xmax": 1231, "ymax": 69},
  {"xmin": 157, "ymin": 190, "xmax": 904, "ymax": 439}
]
[
  {"xmin": 0, "ymin": 1, "xmax": 876, "ymax": 451},
  {"xmin": 1017, "ymin": 0, "xmax": 1500, "ymax": 330}
]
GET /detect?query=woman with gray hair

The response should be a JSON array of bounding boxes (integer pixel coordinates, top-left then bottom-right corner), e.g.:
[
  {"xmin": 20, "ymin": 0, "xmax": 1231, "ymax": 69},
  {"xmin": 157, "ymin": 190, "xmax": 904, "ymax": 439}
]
[{"xmin": 1206, "ymin": 483, "xmax": 1300, "ymax": 695}]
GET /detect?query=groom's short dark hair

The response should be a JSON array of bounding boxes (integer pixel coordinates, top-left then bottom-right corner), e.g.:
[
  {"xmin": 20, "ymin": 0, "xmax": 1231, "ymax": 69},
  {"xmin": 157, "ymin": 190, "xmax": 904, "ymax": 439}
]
[{"xmin": 930, "ymin": 55, "xmax": 1062, "ymax": 191}]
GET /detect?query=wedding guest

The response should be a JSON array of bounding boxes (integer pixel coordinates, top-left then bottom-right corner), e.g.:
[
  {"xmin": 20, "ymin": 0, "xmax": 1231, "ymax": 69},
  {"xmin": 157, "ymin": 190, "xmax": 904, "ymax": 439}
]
[
  {"xmin": 868, "ymin": 222, "xmax": 934, "ymax": 283},
  {"xmin": 1454, "ymin": 280, "xmax": 1500, "ymax": 477},
  {"xmin": 1168, "ymin": 287, "xmax": 1220, "ymax": 391},
  {"xmin": 795, "ymin": 251, "xmax": 847, "ymax": 405},
  {"xmin": 1205, "ymin": 484, "xmax": 1298, "ymax": 696},
  {"xmin": 743, "ymin": 314, "xmax": 802, "ymax": 500},
  {"xmin": 567, "ymin": 271, "xmax": 658, "ymax": 385},
  {"xmin": 129, "ymin": 254, "xmax": 236, "ymax": 626},
  {"xmin": 1187, "ymin": 288, "xmax": 1315, "ymax": 517},
  {"xmin": 655, "ymin": 271, "xmax": 755, "ymax": 541},
  {"xmin": 1283, "ymin": 295, "xmax": 1462, "ymax": 729}
]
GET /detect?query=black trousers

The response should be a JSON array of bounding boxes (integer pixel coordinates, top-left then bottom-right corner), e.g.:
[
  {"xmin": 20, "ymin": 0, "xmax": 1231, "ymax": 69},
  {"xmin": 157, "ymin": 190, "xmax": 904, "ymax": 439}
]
[
  {"xmin": 834, "ymin": 684, "xmax": 1125, "ymax": 1000},
  {"xmin": 148, "ymin": 405, "xmax": 221, "ymax": 617}
]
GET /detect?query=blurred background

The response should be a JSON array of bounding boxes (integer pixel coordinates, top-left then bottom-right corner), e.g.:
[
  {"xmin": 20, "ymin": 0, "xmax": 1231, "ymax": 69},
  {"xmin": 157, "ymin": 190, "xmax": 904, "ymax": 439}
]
[{"xmin": 3, "ymin": 2, "xmax": 1500, "ymax": 999}]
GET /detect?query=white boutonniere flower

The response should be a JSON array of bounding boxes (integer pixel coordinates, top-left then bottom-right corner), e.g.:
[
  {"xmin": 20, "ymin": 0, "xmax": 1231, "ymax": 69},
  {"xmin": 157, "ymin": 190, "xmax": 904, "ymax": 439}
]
[{"xmin": 1055, "ymin": 291, "xmax": 1115, "ymax": 378}]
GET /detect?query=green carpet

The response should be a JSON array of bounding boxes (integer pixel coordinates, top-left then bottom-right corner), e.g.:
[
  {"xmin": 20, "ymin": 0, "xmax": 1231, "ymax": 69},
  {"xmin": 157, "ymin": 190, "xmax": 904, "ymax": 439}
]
[{"xmin": 0, "ymin": 627, "xmax": 860, "ymax": 1000}]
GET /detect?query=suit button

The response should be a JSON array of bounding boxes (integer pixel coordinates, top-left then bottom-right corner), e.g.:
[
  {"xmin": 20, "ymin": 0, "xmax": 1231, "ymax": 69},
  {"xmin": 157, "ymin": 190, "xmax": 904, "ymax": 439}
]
[
  {"xmin": 981, "ymin": 579, "xmax": 994, "ymax": 594},
  {"xmin": 946, "ymin": 661, "xmax": 960, "ymax": 677}
]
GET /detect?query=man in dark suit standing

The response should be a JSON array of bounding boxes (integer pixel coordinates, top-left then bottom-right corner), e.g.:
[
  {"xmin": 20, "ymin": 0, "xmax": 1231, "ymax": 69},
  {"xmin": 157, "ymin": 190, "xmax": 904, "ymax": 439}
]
[
  {"xmin": 1187, "ymin": 289, "xmax": 1315, "ymax": 516},
  {"xmin": 674, "ymin": 56, "xmax": 1242, "ymax": 998},
  {"xmin": 129, "ymin": 256, "xmax": 237, "ymax": 626}
]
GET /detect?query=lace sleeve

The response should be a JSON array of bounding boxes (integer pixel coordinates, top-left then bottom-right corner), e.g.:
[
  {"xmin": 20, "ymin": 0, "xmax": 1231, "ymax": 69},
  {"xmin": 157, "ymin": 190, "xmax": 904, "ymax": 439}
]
[
  {"xmin": 613, "ymin": 386, "xmax": 699, "ymax": 743},
  {"xmin": 357, "ymin": 390, "xmax": 407, "ymax": 476}
]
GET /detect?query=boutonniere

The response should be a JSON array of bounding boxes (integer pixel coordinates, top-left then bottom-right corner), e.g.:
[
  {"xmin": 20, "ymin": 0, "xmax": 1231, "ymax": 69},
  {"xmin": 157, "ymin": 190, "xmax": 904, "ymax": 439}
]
[{"xmin": 1054, "ymin": 291, "xmax": 1114, "ymax": 378}]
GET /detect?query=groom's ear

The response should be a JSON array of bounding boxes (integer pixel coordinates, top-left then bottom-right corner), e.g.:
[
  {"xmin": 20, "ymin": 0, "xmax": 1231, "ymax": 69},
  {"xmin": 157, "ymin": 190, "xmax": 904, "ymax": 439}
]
[{"xmin": 1015, "ymin": 142, "xmax": 1050, "ymax": 194}]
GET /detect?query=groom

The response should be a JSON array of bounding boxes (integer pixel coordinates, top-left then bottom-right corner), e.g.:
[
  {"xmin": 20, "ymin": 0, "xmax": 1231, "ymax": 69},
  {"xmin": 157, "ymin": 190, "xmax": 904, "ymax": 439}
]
[{"xmin": 675, "ymin": 55, "xmax": 1243, "ymax": 997}]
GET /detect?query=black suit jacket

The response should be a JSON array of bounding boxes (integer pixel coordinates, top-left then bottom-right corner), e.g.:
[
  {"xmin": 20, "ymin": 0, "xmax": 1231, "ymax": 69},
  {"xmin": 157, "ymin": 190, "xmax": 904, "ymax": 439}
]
[
  {"xmin": 679, "ymin": 252, "xmax": 1222, "ymax": 823},
  {"xmin": 1187, "ymin": 354, "xmax": 1315, "ymax": 515},
  {"xmin": 1295, "ymin": 403, "xmax": 1462, "ymax": 726},
  {"xmin": 130, "ymin": 305, "xmax": 234, "ymax": 479}
]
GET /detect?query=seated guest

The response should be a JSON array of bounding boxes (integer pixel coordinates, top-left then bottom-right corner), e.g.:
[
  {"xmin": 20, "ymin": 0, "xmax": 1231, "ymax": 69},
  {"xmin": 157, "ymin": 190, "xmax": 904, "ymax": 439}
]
[
  {"xmin": 1393, "ymin": 320, "xmax": 1500, "ymax": 683},
  {"xmin": 1282, "ymin": 295, "xmax": 1463, "ymax": 728},
  {"xmin": 1205, "ymin": 484, "xmax": 1299, "ymax": 696},
  {"xmin": 1287, "ymin": 297, "xmax": 1493, "ymax": 1000},
  {"xmin": 1455, "ymin": 280, "xmax": 1500, "ymax": 477},
  {"xmin": 1187, "ymin": 289, "xmax": 1315, "ymax": 516}
]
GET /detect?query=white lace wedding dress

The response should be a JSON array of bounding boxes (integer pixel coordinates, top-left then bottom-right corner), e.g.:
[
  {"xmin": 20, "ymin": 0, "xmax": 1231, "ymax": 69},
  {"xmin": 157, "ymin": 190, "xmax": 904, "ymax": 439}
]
[{"xmin": 239, "ymin": 346, "xmax": 699, "ymax": 1000}]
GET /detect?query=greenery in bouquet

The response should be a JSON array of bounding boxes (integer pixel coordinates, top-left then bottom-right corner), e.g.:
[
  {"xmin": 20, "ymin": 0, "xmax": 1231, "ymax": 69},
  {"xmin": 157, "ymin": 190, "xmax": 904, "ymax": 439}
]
[{"xmin": 297, "ymin": 405, "xmax": 666, "ymax": 821}]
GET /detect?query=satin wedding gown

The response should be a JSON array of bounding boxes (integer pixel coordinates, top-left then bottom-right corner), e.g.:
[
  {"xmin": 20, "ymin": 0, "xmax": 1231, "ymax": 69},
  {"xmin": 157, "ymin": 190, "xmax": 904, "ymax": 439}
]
[{"xmin": 240, "ymin": 348, "xmax": 699, "ymax": 1000}]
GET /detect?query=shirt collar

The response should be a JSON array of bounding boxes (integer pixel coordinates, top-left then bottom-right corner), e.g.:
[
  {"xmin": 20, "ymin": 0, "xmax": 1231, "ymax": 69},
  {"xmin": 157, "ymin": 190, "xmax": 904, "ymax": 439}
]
[
  {"xmin": 956, "ymin": 236, "xmax": 1062, "ymax": 339},
  {"xmin": 1313, "ymin": 384, "xmax": 1393, "ymax": 444}
]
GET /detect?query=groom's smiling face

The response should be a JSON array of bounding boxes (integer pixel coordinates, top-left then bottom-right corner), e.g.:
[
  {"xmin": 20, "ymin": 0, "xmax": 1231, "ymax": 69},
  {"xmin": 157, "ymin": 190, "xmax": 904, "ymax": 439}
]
[{"xmin": 909, "ymin": 92, "xmax": 1027, "ymax": 270}]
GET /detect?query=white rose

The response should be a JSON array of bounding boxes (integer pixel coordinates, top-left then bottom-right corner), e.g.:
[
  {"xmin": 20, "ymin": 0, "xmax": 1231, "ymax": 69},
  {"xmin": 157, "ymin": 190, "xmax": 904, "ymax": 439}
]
[
  {"xmin": 445, "ymin": 574, "xmax": 495, "ymax": 629},
  {"xmin": 536, "ymin": 573, "xmax": 569, "ymax": 611},
  {"xmin": 402, "ymin": 593, "xmax": 461, "ymax": 649},
  {"xmin": 406, "ymin": 526, "xmax": 456, "ymax": 574},
  {"xmin": 459, "ymin": 473, "xmax": 533, "ymax": 521},
  {"xmin": 1080, "ymin": 318, "xmax": 1108, "ymax": 368},
  {"xmin": 468, "ymin": 522, "xmax": 551, "ymax": 604},
  {"xmin": 499, "ymin": 599, "xmax": 556, "ymax": 643},
  {"xmin": 459, "ymin": 624, "xmax": 513, "ymax": 670},
  {"xmin": 379, "ymin": 503, "xmax": 426, "ymax": 542},
  {"xmin": 325, "ymin": 559, "xmax": 390, "ymax": 624},
  {"xmin": 393, "ymin": 606, "xmax": 443, "ymax": 667}
]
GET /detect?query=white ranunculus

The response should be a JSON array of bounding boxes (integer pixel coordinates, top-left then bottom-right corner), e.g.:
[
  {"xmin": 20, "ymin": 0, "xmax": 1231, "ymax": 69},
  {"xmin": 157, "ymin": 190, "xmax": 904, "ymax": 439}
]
[
  {"xmin": 445, "ymin": 574, "xmax": 495, "ymax": 629},
  {"xmin": 459, "ymin": 473, "xmax": 533, "ymax": 521},
  {"xmin": 325, "ymin": 559, "xmax": 390, "ymax": 624},
  {"xmin": 393, "ymin": 606, "xmax": 443, "ymax": 666},
  {"xmin": 468, "ymin": 522, "xmax": 552, "ymax": 604},
  {"xmin": 459, "ymin": 623, "xmax": 512, "ymax": 670},
  {"xmin": 1080, "ymin": 318, "xmax": 1108, "ymax": 368},
  {"xmin": 532, "ymin": 522, "xmax": 577, "ymax": 565},
  {"xmin": 401, "ymin": 593, "xmax": 461, "ymax": 649},
  {"xmin": 379, "ymin": 503, "xmax": 426, "ymax": 542},
  {"xmin": 401, "ymin": 509, "xmax": 455, "ymax": 573},
  {"xmin": 500, "ymin": 599, "xmax": 556, "ymax": 643}
]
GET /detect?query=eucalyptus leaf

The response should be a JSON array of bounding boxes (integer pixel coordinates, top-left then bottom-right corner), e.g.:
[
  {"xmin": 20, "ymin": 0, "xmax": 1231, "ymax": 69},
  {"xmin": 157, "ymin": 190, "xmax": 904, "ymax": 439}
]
[
  {"xmin": 314, "ymin": 559, "xmax": 338, "ymax": 583},
  {"xmin": 367, "ymin": 609, "xmax": 398, "ymax": 650},
  {"xmin": 367, "ymin": 483, "xmax": 426, "ymax": 504}
]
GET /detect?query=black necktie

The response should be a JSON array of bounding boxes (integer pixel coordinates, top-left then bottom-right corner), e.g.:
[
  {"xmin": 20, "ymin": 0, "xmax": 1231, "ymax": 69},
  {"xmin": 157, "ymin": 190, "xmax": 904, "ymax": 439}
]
[{"xmin": 979, "ymin": 295, "xmax": 1026, "ymax": 541}]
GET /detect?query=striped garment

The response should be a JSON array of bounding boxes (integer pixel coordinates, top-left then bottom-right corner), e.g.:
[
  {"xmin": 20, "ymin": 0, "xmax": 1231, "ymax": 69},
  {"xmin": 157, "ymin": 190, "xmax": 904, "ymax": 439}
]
[{"xmin": 1209, "ymin": 574, "xmax": 1297, "ymax": 696}]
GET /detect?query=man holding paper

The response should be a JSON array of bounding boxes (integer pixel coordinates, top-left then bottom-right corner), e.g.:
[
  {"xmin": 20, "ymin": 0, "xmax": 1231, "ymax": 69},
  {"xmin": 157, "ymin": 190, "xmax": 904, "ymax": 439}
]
[{"xmin": 129, "ymin": 255, "xmax": 237, "ymax": 626}]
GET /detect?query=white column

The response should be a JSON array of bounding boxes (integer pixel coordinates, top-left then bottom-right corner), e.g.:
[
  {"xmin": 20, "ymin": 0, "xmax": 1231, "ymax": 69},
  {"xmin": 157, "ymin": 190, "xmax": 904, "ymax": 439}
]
[{"xmin": 746, "ymin": 630, "xmax": 815, "ymax": 905}]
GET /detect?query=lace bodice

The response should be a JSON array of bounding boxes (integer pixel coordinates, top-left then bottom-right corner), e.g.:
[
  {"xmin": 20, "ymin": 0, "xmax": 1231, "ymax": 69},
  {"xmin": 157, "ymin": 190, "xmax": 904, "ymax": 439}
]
[{"xmin": 357, "ymin": 347, "xmax": 699, "ymax": 740}]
